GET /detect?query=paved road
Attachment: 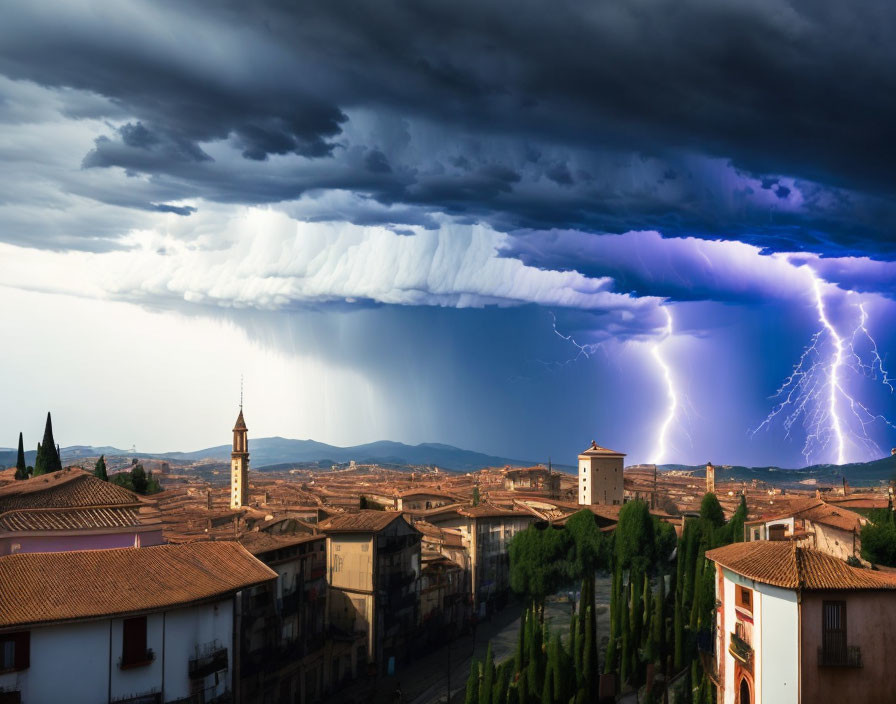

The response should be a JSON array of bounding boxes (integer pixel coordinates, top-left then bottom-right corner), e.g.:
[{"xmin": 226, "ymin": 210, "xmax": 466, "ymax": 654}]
[{"xmin": 327, "ymin": 576, "xmax": 613, "ymax": 704}]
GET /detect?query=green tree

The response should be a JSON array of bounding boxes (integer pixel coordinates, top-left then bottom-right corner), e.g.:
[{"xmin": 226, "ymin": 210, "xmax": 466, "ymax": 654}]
[
  {"xmin": 33, "ymin": 413, "xmax": 62, "ymax": 476},
  {"xmin": 726, "ymin": 494, "xmax": 748, "ymax": 543},
  {"xmin": 699, "ymin": 493, "xmax": 725, "ymax": 528},
  {"xmin": 480, "ymin": 643, "xmax": 495, "ymax": 704},
  {"xmin": 582, "ymin": 605, "xmax": 596, "ymax": 700},
  {"xmin": 615, "ymin": 500, "xmax": 656, "ymax": 573},
  {"xmin": 472, "ymin": 485, "xmax": 481, "ymax": 506},
  {"xmin": 861, "ymin": 509, "xmax": 896, "ymax": 566},
  {"xmin": 94, "ymin": 454, "xmax": 108, "ymax": 482},
  {"xmin": 14, "ymin": 432, "xmax": 27, "ymax": 480},
  {"xmin": 509, "ymin": 525, "xmax": 571, "ymax": 609},
  {"xmin": 465, "ymin": 660, "xmax": 481, "ymax": 704},
  {"xmin": 131, "ymin": 464, "xmax": 148, "ymax": 494}
]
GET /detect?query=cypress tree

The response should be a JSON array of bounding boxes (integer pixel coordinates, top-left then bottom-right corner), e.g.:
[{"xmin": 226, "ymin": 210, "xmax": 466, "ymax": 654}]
[
  {"xmin": 14, "ymin": 432, "xmax": 27, "ymax": 480},
  {"xmin": 541, "ymin": 653, "xmax": 554, "ymax": 704},
  {"xmin": 573, "ymin": 614, "xmax": 583, "ymax": 679},
  {"xmin": 33, "ymin": 413, "xmax": 62, "ymax": 475},
  {"xmin": 33, "ymin": 442, "xmax": 44, "ymax": 477},
  {"xmin": 493, "ymin": 662, "xmax": 511, "ymax": 704},
  {"xmin": 582, "ymin": 605, "xmax": 596, "ymax": 700},
  {"xmin": 481, "ymin": 643, "xmax": 495, "ymax": 704},
  {"xmin": 653, "ymin": 575, "xmax": 666, "ymax": 664},
  {"xmin": 515, "ymin": 608, "xmax": 527, "ymax": 676},
  {"xmin": 673, "ymin": 583, "xmax": 684, "ymax": 670},
  {"xmin": 631, "ymin": 573, "xmax": 644, "ymax": 682},
  {"xmin": 94, "ymin": 454, "xmax": 108, "ymax": 482},
  {"xmin": 465, "ymin": 660, "xmax": 481, "ymax": 704}
]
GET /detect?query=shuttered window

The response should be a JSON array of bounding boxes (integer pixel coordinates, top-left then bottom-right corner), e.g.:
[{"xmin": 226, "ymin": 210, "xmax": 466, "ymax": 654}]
[
  {"xmin": 822, "ymin": 601, "xmax": 847, "ymax": 663},
  {"xmin": 122, "ymin": 616, "xmax": 148, "ymax": 667},
  {"xmin": 0, "ymin": 631, "xmax": 30, "ymax": 671}
]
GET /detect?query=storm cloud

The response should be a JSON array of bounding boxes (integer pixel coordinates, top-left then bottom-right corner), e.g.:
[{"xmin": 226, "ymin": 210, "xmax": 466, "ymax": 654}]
[{"xmin": 1, "ymin": 0, "xmax": 895, "ymax": 260}]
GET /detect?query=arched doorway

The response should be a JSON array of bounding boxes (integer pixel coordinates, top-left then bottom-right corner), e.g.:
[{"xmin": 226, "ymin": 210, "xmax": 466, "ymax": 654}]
[{"xmin": 739, "ymin": 677, "xmax": 752, "ymax": 704}]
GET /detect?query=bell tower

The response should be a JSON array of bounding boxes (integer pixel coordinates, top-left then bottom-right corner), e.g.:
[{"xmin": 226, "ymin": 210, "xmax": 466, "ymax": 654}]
[{"xmin": 230, "ymin": 402, "xmax": 249, "ymax": 509}]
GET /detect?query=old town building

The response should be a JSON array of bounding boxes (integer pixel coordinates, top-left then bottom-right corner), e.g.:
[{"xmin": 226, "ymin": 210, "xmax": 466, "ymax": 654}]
[
  {"xmin": 0, "ymin": 541, "xmax": 275, "ymax": 704},
  {"xmin": 707, "ymin": 541, "xmax": 896, "ymax": 704}
]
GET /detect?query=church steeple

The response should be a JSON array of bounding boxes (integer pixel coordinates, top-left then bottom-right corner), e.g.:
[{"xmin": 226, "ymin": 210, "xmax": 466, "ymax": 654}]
[{"xmin": 230, "ymin": 403, "xmax": 249, "ymax": 509}]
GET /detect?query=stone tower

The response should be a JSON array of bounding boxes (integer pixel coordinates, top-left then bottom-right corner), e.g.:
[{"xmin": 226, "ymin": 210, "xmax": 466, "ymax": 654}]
[
  {"xmin": 706, "ymin": 461, "xmax": 715, "ymax": 494},
  {"xmin": 578, "ymin": 440, "xmax": 625, "ymax": 506},
  {"xmin": 230, "ymin": 408, "xmax": 249, "ymax": 509}
]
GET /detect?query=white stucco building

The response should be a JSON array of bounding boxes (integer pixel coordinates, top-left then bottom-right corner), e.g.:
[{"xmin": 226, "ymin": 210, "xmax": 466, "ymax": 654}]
[
  {"xmin": 0, "ymin": 541, "xmax": 275, "ymax": 704},
  {"xmin": 706, "ymin": 541, "xmax": 896, "ymax": 704}
]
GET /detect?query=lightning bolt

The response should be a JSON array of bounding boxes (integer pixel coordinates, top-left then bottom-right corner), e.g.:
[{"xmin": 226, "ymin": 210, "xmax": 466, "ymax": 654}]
[
  {"xmin": 754, "ymin": 269, "xmax": 895, "ymax": 465},
  {"xmin": 649, "ymin": 307, "xmax": 678, "ymax": 465}
]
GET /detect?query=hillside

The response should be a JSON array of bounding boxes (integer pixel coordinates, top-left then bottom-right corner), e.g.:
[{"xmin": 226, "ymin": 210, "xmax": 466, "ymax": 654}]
[{"xmin": 658, "ymin": 455, "xmax": 896, "ymax": 488}]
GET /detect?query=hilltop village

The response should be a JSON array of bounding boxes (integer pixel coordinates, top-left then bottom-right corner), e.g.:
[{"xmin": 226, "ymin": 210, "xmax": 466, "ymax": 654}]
[{"xmin": 1, "ymin": 410, "xmax": 894, "ymax": 704}]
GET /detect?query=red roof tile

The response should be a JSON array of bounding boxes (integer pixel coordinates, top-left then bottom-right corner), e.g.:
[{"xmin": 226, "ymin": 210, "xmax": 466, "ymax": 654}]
[
  {"xmin": 0, "ymin": 541, "xmax": 276, "ymax": 628},
  {"xmin": 0, "ymin": 468, "xmax": 141, "ymax": 512},
  {"xmin": 706, "ymin": 541, "xmax": 896, "ymax": 591}
]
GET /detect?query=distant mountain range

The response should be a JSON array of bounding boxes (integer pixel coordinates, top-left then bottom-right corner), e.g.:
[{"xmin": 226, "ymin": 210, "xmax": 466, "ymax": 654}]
[
  {"xmin": 1, "ymin": 438, "xmax": 560, "ymax": 473},
  {"xmin": 657, "ymin": 455, "xmax": 896, "ymax": 488},
  {"xmin": 3, "ymin": 438, "xmax": 893, "ymax": 480}
]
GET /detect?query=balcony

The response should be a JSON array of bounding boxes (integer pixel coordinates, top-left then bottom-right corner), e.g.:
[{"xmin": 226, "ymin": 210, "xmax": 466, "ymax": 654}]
[
  {"xmin": 119, "ymin": 648, "xmax": 155, "ymax": 670},
  {"xmin": 728, "ymin": 629, "xmax": 753, "ymax": 667},
  {"xmin": 110, "ymin": 692, "xmax": 161, "ymax": 704},
  {"xmin": 818, "ymin": 644, "xmax": 862, "ymax": 668},
  {"xmin": 188, "ymin": 644, "xmax": 228, "ymax": 680}
]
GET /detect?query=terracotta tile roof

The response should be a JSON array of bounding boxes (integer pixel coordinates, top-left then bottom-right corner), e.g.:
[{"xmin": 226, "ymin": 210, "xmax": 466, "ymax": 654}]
[
  {"xmin": 320, "ymin": 510, "xmax": 409, "ymax": 533},
  {"xmin": 0, "ymin": 506, "xmax": 153, "ymax": 532},
  {"xmin": 458, "ymin": 503, "xmax": 536, "ymax": 519},
  {"xmin": 0, "ymin": 469, "xmax": 141, "ymax": 512},
  {"xmin": 706, "ymin": 542, "xmax": 896, "ymax": 591},
  {"xmin": 578, "ymin": 440, "xmax": 626, "ymax": 457},
  {"xmin": 0, "ymin": 541, "xmax": 276, "ymax": 628},
  {"xmin": 745, "ymin": 499, "xmax": 864, "ymax": 533},
  {"xmin": 238, "ymin": 532, "xmax": 324, "ymax": 556}
]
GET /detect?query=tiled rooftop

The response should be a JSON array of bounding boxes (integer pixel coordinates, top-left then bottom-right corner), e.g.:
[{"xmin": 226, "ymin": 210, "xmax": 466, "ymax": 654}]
[
  {"xmin": 0, "ymin": 541, "xmax": 276, "ymax": 628},
  {"xmin": 706, "ymin": 541, "xmax": 896, "ymax": 591},
  {"xmin": 320, "ymin": 510, "xmax": 408, "ymax": 533},
  {"xmin": 238, "ymin": 531, "xmax": 324, "ymax": 555},
  {"xmin": 0, "ymin": 505, "xmax": 154, "ymax": 532},
  {"xmin": 0, "ymin": 468, "xmax": 142, "ymax": 512}
]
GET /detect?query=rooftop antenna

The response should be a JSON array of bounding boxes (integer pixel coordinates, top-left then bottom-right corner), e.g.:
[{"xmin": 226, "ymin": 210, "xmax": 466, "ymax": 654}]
[{"xmin": 240, "ymin": 374, "xmax": 244, "ymax": 411}]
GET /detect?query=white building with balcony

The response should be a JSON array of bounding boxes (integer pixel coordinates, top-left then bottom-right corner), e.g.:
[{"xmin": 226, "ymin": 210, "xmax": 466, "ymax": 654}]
[{"xmin": 0, "ymin": 541, "xmax": 275, "ymax": 704}]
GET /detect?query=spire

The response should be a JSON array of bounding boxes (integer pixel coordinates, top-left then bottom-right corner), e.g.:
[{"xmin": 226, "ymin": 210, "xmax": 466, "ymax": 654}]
[{"xmin": 233, "ymin": 409, "xmax": 247, "ymax": 432}]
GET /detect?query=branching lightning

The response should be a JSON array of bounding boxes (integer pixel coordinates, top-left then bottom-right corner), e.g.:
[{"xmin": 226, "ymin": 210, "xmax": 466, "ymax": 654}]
[
  {"xmin": 754, "ymin": 269, "xmax": 896, "ymax": 465},
  {"xmin": 649, "ymin": 308, "xmax": 677, "ymax": 464}
]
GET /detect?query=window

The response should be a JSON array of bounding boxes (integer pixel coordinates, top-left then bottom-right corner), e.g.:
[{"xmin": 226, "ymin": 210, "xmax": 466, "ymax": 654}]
[
  {"xmin": 735, "ymin": 586, "xmax": 752, "ymax": 612},
  {"xmin": 121, "ymin": 616, "xmax": 151, "ymax": 668},
  {"xmin": 822, "ymin": 601, "xmax": 847, "ymax": 662},
  {"xmin": 0, "ymin": 631, "xmax": 29, "ymax": 672}
]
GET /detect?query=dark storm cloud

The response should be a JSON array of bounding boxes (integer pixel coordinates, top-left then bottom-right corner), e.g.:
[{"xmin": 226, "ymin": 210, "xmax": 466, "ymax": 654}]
[{"xmin": 2, "ymin": 0, "xmax": 896, "ymax": 259}]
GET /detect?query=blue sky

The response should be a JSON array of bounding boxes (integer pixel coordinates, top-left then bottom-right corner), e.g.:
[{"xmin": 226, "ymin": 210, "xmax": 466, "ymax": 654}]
[{"xmin": 1, "ymin": 0, "xmax": 895, "ymax": 467}]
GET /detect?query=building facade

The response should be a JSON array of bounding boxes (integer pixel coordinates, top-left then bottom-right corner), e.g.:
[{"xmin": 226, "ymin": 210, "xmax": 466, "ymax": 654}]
[
  {"xmin": 743, "ymin": 498, "xmax": 866, "ymax": 563},
  {"xmin": 323, "ymin": 511, "xmax": 421, "ymax": 676},
  {"xmin": 0, "ymin": 542, "xmax": 275, "ymax": 704},
  {"xmin": 237, "ymin": 532, "xmax": 331, "ymax": 704},
  {"xmin": 577, "ymin": 441, "xmax": 625, "ymax": 506},
  {"xmin": 706, "ymin": 541, "xmax": 896, "ymax": 704}
]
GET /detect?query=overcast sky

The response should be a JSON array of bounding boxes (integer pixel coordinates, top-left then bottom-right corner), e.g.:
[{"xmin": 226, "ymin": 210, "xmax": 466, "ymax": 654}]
[{"xmin": 2, "ymin": 0, "xmax": 895, "ymax": 467}]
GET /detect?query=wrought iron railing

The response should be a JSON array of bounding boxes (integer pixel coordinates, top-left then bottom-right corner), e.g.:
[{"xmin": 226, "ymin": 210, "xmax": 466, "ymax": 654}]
[
  {"xmin": 818, "ymin": 644, "xmax": 862, "ymax": 668},
  {"xmin": 188, "ymin": 642, "xmax": 228, "ymax": 680}
]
